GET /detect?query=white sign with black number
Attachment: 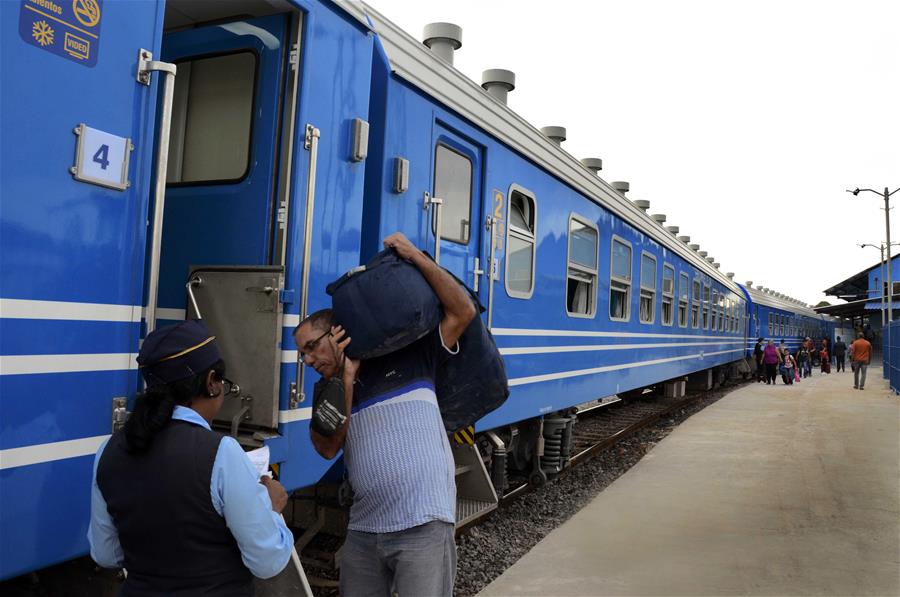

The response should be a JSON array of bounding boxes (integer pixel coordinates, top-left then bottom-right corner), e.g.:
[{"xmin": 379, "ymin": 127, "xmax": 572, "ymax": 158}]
[{"xmin": 71, "ymin": 123, "xmax": 133, "ymax": 191}]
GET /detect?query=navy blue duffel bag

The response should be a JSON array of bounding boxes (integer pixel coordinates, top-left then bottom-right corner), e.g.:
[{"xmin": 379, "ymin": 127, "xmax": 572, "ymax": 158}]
[
  {"xmin": 326, "ymin": 248, "xmax": 442, "ymax": 360},
  {"xmin": 435, "ymin": 282, "xmax": 509, "ymax": 432}
]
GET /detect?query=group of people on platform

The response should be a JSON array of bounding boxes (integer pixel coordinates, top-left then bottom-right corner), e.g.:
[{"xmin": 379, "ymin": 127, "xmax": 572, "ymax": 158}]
[{"xmin": 753, "ymin": 333, "xmax": 872, "ymax": 389}]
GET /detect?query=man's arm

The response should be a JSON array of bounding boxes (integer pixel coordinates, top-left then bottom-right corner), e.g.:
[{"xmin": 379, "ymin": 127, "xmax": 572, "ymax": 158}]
[
  {"xmin": 310, "ymin": 327, "xmax": 359, "ymax": 460},
  {"xmin": 384, "ymin": 232, "xmax": 477, "ymax": 348}
]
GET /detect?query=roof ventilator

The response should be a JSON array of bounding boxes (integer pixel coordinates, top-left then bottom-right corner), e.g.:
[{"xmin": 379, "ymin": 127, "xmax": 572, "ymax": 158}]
[
  {"xmin": 689, "ymin": 244, "xmax": 700, "ymax": 251},
  {"xmin": 423, "ymin": 23, "xmax": 463, "ymax": 66},
  {"xmin": 666, "ymin": 225, "xmax": 680, "ymax": 235},
  {"xmin": 581, "ymin": 158, "xmax": 603, "ymax": 174},
  {"xmin": 699, "ymin": 250, "xmax": 708, "ymax": 257},
  {"xmin": 651, "ymin": 214, "xmax": 667, "ymax": 225},
  {"xmin": 481, "ymin": 69, "xmax": 516, "ymax": 104},
  {"xmin": 612, "ymin": 181, "xmax": 630, "ymax": 196},
  {"xmin": 633, "ymin": 200, "xmax": 650, "ymax": 212},
  {"xmin": 678, "ymin": 235, "xmax": 691, "ymax": 243},
  {"xmin": 540, "ymin": 126, "xmax": 567, "ymax": 145}
]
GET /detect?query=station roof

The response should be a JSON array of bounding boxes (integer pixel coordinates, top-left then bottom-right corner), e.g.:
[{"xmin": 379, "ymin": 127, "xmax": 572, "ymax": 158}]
[{"xmin": 823, "ymin": 254, "xmax": 900, "ymax": 302}]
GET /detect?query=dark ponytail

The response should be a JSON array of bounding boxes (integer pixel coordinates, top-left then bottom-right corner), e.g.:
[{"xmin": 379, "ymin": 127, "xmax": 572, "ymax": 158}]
[{"xmin": 124, "ymin": 360, "xmax": 225, "ymax": 452}]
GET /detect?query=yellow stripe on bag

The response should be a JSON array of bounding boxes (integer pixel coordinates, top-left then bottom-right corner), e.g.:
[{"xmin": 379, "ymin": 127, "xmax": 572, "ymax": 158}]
[{"xmin": 452, "ymin": 425, "xmax": 475, "ymax": 445}]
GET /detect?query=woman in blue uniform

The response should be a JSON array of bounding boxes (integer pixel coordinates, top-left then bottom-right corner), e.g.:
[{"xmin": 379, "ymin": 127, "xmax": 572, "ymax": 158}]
[{"xmin": 88, "ymin": 320, "xmax": 293, "ymax": 596}]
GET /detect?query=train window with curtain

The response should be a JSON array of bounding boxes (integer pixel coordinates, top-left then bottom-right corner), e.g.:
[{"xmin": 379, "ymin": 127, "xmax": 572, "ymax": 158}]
[
  {"xmin": 691, "ymin": 278, "xmax": 701, "ymax": 328},
  {"xmin": 566, "ymin": 216, "xmax": 598, "ymax": 317},
  {"xmin": 702, "ymin": 283, "xmax": 710, "ymax": 329},
  {"xmin": 662, "ymin": 264, "xmax": 675, "ymax": 326},
  {"xmin": 168, "ymin": 51, "xmax": 257, "ymax": 184},
  {"xmin": 678, "ymin": 272, "xmax": 689, "ymax": 327},
  {"xmin": 432, "ymin": 144, "xmax": 473, "ymax": 244},
  {"xmin": 639, "ymin": 253, "xmax": 657, "ymax": 324},
  {"xmin": 609, "ymin": 237, "xmax": 632, "ymax": 321},
  {"xmin": 728, "ymin": 299, "xmax": 734, "ymax": 332},
  {"xmin": 710, "ymin": 290, "xmax": 718, "ymax": 330},
  {"xmin": 768, "ymin": 312, "xmax": 773, "ymax": 335},
  {"xmin": 505, "ymin": 187, "xmax": 536, "ymax": 298}
]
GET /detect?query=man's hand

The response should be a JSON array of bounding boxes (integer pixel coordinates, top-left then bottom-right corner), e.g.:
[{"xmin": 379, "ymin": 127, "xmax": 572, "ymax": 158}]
[
  {"xmin": 330, "ymin": 325, "xmax": 360, "ymax": 381},
  {"xmin": 260, "ymin": 476, "xmax": 288, "ymax": 514},
  {"xmin": 384, "ymin": 232, "xmax": 423, "ymax": 262}
]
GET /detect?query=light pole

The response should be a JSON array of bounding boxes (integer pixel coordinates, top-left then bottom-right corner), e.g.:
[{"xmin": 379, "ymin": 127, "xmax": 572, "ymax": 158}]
[{"xmin": 850, "ymin": 187, "xmax": 900, "ymax": 370}]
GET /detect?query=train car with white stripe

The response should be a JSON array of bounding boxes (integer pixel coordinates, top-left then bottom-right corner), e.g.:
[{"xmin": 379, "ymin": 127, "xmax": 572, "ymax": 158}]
[
  {"xmin": 0, "ymin": 0, "xmax": 814, "ymax": 580},
  {"xmin": 741, "ymin": 283, "xmax": 835, "ymax": 356}
]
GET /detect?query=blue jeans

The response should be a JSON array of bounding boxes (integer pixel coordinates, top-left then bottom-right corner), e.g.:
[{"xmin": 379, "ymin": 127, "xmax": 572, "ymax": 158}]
[{"xmin": 340, "ymin": 520, "xmax": 456, "ymax": 597}]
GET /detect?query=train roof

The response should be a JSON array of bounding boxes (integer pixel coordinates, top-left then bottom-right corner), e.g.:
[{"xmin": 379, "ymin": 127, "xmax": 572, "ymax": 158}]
[
  {"xmin": 334, "ymin": 0, "xmax": 741, "ymax": 294},
  {"xmin": 741, "ymin": 284, "xmax": 819, "ymax": 316}
]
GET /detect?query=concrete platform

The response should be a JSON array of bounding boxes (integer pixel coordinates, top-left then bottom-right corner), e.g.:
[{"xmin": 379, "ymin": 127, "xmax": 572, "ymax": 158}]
[{"xmin": 481, "ymin": 368, "xmax": 900, "ymax": 596}]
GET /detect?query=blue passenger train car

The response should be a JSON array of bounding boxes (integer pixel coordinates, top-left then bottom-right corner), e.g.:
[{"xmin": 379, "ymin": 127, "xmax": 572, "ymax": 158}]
[{"xmin": 0, "ymin": 0, "xmax": 830, "ymax": 579}]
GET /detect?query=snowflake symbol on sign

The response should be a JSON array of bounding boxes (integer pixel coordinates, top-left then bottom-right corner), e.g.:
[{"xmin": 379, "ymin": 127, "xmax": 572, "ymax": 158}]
[{"xmin": 32, "ymin": 20, "xmax": 54, "ymax": 46}]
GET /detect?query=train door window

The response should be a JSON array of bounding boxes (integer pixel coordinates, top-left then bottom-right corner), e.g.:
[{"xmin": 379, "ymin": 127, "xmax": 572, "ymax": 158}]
[
  {"xmin": 678, "ymin": 272, "xmax": 689, "ymax": 327},
  {"xmin": 433, "ymin": 144, "xmax": 473, "ymax": 244},
  {"xmin": 168, "ymin": 52, "xmax": 257, "ymax": 183},
  {"xmin": 566, "ymin": 215, "xmax": 598, "ymax": 317},
  {"xmin": 710, "ymin": 290, "xmax": 718, "ymax": 330},
  {"xmin": 506, "ymin": 187, "xmax": 536, "ymax": 298},
  {"xmin": 702, "ymin": 283, "xmax": 711, "ymax": 329},
  {"xmin": 639, "ymin": 253, "xmax": 657, "ymax": 324},
  {"xmin": 609, "ymin": 236, "xmax": 632, "ymax": 321},
  {"xmin": 661, "ymin": 264, "xmax": 675, "ymax": 326},
  {"xmin": 691, "ymin": 278, "xmax": 701, "ymax": 328}
]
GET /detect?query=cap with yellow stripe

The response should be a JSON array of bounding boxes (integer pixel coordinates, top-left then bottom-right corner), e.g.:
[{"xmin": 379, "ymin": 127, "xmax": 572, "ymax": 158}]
[{"xmin": 137, "ymin": 319, "xmax": 222, "ymax": 387}]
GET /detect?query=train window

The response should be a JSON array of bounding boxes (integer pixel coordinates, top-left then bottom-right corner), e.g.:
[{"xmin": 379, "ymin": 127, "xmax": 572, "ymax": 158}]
[
  {"xmin": 710, "ymin": 290, "xmax": 718, "ymax": 330},
  {"xmin": 691, "ymin": 278, "xmax": 701, "ymax": 328},
  {"xmin": 432, "ymin": 144, "xmax": 473, "ymax": 244},
  {"xmin": 719, "ymin": 294, "xmax": 726, "ymax": 332},
  {"xmin": 702, "ymin": 283, "xmax": 710, "ymax": 329},
  {"xmin": 678, "ymin": 273, "xmax": 689, "ymax": 327},
  {"xmin": 566, "ymin": 216, "xmax": 598, "ymax": 317},
  {"xmin": 168, "ymin": 51, "xmax": 257, "ymax": 184},
  {"xmin": 639, "ymin": 253, "xmax": 657, "ymax": 324},
  {"xmin": 609, "ymin": 237, "xmax": 632, "ymax": 321},
  {"xmin": 662, "ymin": 265, "xmax": 675, "ymax": 326},
  {"xmin": 505, "ymin": 187, "xmax": 536, "ymax": 298},
  {"xmin": 768, "ymin": 313, "xmax": 773, "ymax": 335}
]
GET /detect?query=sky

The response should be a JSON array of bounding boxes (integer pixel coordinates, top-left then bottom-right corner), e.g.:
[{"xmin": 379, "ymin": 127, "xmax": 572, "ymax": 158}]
[{"xmin": 366, "ymin": 0, "xmax": 899, "ymax": 306}]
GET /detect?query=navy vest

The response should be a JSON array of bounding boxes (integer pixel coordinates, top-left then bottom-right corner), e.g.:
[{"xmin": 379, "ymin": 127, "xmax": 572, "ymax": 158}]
[{"xmin": 96, "ymin": 419, "xmax": 253, "ymax": 596}]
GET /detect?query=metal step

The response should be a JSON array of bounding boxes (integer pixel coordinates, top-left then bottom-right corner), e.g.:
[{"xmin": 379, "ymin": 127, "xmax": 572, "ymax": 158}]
[{"xmin": 456, "ymin": 498, "xmax": 497, "ymax": 527}]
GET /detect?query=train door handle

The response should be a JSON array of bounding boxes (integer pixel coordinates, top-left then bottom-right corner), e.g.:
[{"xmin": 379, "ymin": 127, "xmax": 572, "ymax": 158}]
[{"xmin": 473, "ymin": 257, "xmax": 484, "ymax": 292}]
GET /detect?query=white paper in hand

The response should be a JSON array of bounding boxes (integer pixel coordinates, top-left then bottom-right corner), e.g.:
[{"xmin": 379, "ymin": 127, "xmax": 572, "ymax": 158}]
[{"xmin": 246, "ymin": 446, "xmax": 270, "ymax": 478}]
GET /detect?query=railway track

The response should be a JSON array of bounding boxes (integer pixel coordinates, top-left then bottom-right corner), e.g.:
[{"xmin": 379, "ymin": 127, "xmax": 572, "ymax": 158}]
[{"xmin": 487, "ymin": 386, "xmax": 733, "ymax": 512}]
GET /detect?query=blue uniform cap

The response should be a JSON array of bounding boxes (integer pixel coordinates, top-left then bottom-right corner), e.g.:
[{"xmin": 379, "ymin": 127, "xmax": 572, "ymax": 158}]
[{"xmin": 137, "ymin": 320, "xmax": 222, "ymax": 387}]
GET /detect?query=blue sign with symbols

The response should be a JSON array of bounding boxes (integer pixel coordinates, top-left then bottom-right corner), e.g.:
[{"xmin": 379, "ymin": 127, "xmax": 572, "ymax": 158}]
[{"xmin": 18, "ymin": 0, "xmax": 102, "ymax": 67}]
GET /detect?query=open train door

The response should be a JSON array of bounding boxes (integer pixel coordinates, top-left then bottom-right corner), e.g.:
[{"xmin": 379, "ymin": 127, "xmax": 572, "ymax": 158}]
[{"xmin": 0, "ymin": 0, "xmax": 166, "ymax": 579}]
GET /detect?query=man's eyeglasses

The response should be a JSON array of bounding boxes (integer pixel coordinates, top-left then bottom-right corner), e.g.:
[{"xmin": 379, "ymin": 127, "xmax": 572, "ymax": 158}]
[{"xmin": 300, "ymin": 329, "xmax": 331, "ymax": 359}]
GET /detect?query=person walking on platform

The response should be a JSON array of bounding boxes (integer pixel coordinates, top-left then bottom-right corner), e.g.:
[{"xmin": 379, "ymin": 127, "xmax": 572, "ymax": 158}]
[
  {"xmin": 850, "ymin": 332, "xmax": 873, "ymax": 390},
  {"xmin": 820, "ymin": 339, "xmax": 831, "ymax": 374},
  {"xmin": 762, "ymin": 340, "xmax": 781, "ymax": 385},
  {"xmin": 753, "ymin": 337, "xmax": 765, "ymax": 382},
  {"xmin": 797, "ymin": 344, "xmax": 812, "ymax": 378},
  {"xmin": 294, "ymin": 232, "xmax": 476, "ymax": 597},
  {"xmin": 88, "ymin": 320, "xmax": 294, "ymax": 596},
  {"xmin": 781, "ymin": 349, "xmax": 797, "ymax": 385},
  {"xmin": 833, "ymin": 336, "xmax": 847, "ymax": 372}
]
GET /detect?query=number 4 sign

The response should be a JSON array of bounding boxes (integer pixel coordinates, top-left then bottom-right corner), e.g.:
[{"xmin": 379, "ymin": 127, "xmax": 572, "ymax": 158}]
[{"xmin": 71, "ymin": 123, "xmax": 133, "ymax": 190}]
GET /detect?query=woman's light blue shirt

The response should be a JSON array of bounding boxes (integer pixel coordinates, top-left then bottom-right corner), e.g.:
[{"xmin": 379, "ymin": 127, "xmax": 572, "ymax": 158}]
[{"xmin": 87, "ymin": 405, "xmax": 293, "ymax": 579}]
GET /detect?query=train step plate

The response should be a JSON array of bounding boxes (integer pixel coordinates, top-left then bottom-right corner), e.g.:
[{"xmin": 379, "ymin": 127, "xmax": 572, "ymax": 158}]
[{"xmin": 456, "ymin": 498, "xmax": 496, "ymax": 528}]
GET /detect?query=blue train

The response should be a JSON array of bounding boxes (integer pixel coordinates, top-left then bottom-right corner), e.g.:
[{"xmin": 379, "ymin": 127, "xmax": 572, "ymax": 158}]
[{"xmin": 0, "ymin": 0, "xmax": 837, "ymax": 580}]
